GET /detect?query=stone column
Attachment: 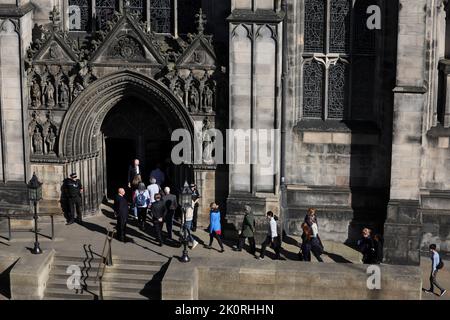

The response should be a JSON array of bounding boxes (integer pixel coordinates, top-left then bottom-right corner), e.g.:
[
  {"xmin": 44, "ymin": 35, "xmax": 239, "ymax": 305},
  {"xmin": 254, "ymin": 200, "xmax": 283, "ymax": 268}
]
[
  {"xmin": 226, "ymin": 1, "xmax": 283, "ymax": 242},
  {"xmin": 384, "ymin": 0, "xmax": 429, "ymax": 265},
  {"xmin": 0, "ymin": 2, "xmax": 34, "ymax": 214}
]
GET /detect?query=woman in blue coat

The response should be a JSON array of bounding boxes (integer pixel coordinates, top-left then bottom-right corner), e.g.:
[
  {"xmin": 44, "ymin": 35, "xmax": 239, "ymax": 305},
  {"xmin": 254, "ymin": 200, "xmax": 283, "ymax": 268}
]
[{"xmin": 205, "ymin": 202, "xmax": 225, "ymax": 252}]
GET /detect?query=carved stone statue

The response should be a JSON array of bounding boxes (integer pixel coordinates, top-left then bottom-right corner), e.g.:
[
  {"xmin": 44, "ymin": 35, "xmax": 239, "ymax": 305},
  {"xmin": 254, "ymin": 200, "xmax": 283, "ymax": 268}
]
[
  {"xmin": 31, "ymin": 80, "xmax": 42, "ymax": 108},
  {"xmin": 44, "ymin": 80, "xmax": 55, "ymax": 107},
  {"xmin": 46, "ymin": 127, "xmax": 57, "ymax": 154},
  {"xmin": 32, "ymin": 128, "xmax": 43, "ymax": 155},
  {"xmin": 203, "ymin": 86, "xmax": 214, "ymax": 113},
  {"xmin": 73, "ymin": 82, "xmax": 84, "ymax": 99},
  {"xmin": 202, "ymin": 118, "xmax": 214, "ymax": 164},
  {"xmin": 59, "ymin": 82, "xmax": 69, "ymax": 107},
  {"xmin": 174, "ymin": 82, "xmax": 184, "ymax": 103},
  {"xmin": 189, "ymin": 86, "xmax": 200, "ymax": 113}
]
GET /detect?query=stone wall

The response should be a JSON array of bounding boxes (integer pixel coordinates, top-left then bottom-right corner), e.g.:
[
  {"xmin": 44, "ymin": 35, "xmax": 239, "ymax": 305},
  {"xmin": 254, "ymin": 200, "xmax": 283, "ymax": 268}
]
[{"xmin": 162, "ymin": 257, "xmax": 422, "ymax": 300}]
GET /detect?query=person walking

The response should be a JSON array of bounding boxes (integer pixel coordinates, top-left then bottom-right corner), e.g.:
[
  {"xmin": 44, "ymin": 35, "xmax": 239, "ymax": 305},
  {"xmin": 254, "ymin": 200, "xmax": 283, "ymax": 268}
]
[
  {"xmin": 205, "ymin": 202, "xmax": 224, "ymax": 252},
  {"xmin": 300, "ymin": 222, "xmax": 323, "ymax": 262},
  {"xmin": 162, "ymin": 187, "xmax": 177, "ymax": 240},
  {"xmin": 151, "ymin": 193, "xmax": 166, "ymax": 246},
  {"xmin": 128, "ymin": 159, "xmax": 142, "ymax": 190},
  {"xmin": 128, "ymin": 159, "xmax": 142, "ymax": 217},
  {"xmin": 233, "ymin": 205, "xmax": 256, "ymax": 255},
  {"xmin": 425, "ymin": 244, "xmax": 446, "ymax": 297},
  {"xmin": 147, "ymin": 177, "xmax": 160, "ymax": 205},
  {"xmin": 63, "ymin": 173, "xmax": 83, "ymax": 225},
  {"xmin": 182, "ymin": 200, "xmax": 198, "ymax": 249},
  {"xmin": 258, "ymin": 211, "xmax": 281, "ymax": 260},
  {"xmin": 134, "ymin": 182, "xmax": 150, "ymax": 230},
  {"xmin": 114, "ymin": 188, "xmax": 128, "ymax": 242},
  {"xmin": 303, "ymin": 208, "xmax": 324, "ymax": 262},
  {"xmin": 357, "ymin": 228, "xmax": 376, "ymax": 264},
  {"xmin": 190, "ymin": 184, "xmax": 200, "ymax": 232}
]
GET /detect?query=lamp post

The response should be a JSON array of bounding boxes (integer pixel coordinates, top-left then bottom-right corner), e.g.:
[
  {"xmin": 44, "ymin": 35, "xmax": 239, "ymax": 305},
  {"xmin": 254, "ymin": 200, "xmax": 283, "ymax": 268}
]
[
  {"xmin": 179, "ymin": 181, "xmax": 192, "ymax": 263},
  {"xmin": 27, "ymin": 173, "xmax": 43, "ymax": 254}
]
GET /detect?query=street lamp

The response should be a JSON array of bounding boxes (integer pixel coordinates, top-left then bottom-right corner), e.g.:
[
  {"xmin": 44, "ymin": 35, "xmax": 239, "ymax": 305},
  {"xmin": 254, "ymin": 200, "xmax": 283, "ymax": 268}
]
[
  {"xmin": 27, "ymin": 173, "xmax": 43, "ymax": 254},
  {"xmin": 179, "ymin": 181, "xmax": 192, "ymax": 263}
]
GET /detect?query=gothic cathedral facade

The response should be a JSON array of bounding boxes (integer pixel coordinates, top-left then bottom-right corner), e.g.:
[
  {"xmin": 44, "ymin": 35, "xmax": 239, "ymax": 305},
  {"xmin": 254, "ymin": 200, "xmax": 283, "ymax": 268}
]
[{"xmin": 0, "ymin": 0, "xmax": 449, "ymax": 265}]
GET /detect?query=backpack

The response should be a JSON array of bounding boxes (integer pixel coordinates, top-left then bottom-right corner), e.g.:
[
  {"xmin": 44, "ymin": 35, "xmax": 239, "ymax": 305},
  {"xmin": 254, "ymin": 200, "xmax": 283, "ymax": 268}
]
[
  {"xmin": 437, "ymin": 255, "xmax": 444, "ymax": 270},
  {"xmin": 136, "ymin": 192, "xmax": 146, "ymax": 207}
]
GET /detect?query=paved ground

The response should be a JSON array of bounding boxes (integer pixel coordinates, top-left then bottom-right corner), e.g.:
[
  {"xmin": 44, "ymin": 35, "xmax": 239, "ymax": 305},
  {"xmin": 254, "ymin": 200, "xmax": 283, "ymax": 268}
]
[{"xmin": 1, "ymin": 204, "xmax": 448, "ymax": 300}]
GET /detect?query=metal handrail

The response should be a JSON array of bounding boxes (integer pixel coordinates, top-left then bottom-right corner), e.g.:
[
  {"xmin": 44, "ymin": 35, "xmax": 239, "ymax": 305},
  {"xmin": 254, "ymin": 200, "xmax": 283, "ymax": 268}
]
[{"xmin": 95, "ymin": 228, "xmax": 116, "ymax": 300}]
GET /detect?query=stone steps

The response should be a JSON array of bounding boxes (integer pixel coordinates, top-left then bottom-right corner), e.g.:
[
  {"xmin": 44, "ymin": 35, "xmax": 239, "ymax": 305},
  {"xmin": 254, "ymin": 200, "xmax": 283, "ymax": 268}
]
[{"xmin": 44, "ymin": 253, "xmax": 167, "ymax": 300}]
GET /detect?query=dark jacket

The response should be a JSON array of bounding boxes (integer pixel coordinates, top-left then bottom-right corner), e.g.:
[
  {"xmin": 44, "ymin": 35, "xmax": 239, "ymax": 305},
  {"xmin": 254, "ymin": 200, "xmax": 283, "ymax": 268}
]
[
  {"xmin": 63, "ymin": 178, "xmax": 83, "ymax": 198},
  {"xmin": 241, "ymin": 212, "xmax": 255, "ymax": 238},
  {"xmin": 151, "ymin": 200, "xmax": 167, "ymax": 221},
  {"xmin": 114, "ymin": 195, "xmax": 128, "ymax": 219},
  {"xmin": 358, "ymin": 236, "xmax": 376, "ymax": 264},
  {"xmin": 163, "ymin": 193, "xmax": 177, "ymax": 211},
  {"xmin": 128, "ymin": 165, "xmax": 142, "ymax": 184}
]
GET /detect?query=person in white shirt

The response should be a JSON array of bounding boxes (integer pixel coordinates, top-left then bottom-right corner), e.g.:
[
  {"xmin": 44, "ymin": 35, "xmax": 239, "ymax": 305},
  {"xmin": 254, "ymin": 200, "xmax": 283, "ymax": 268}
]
[
  {"xmin": 147, "ymin": 177, "xmax": 160, "ymax": 204},
  {"xmin": 424, "ymin": 244, "xmax": 446, "ymax": 297},
  {"xmin": 258, "ymin": 211, "xmax": 281, "ymax": 260}
]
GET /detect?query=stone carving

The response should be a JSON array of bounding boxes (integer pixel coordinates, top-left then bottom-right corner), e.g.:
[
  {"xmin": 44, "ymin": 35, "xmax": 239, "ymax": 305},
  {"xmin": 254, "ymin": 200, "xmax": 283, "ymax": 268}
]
[
  {"xmin": 46, "ymin": 127, "xmax": 57, "ymax": 154},
  {"xmin": 58, "ymin": 81, "xmax": 69, "ymax": 108},
  {"xmin": 43, "ymin": 80, "xmax": 56, "ymax": 108},
  {"xmin": 31, "ymin": 79, "xmax": 42, "ymax": 108},
  {"xmin": 202, "ymin": 118, "xmax": 214, "ymax": 165},
  {"xmin": 203, "ymin": 85, "xmax": 214, "ymax": 113},
  {"xmin": 189, "ymin": 85, "xmax": 200, "ymax": 113},
  {"xmin": 32, "ymin": 128, "xmax": 44, "ymax": 155},
  {"xmin": 110, "ymin": 36, "xmax": 145, "ymax": 60}
]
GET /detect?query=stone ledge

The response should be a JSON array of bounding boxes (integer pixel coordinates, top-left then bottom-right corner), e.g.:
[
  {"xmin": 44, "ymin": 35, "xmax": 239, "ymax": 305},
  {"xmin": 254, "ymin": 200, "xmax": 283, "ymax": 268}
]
[
  {"xmin": 0, "ymin": 3, "xmax": 34, "ymax": 17},
  {"xmin": 227, "ymin": 9, "xmax": 285, "ymax": 23},
  {"xmin": 162, "ymin": 257, "xmax": 422, "ymax": 300}
]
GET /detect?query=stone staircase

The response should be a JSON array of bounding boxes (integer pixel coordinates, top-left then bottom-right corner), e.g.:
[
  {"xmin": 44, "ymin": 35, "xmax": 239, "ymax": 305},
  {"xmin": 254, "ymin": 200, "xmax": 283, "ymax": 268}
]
[{"xmin": 44, "ymin": 254, "xmax": 168, "ymax": 300}]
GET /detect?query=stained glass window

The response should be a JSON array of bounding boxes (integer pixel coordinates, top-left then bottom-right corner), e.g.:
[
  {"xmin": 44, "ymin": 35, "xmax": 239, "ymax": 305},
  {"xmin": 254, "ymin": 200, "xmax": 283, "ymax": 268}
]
[
  {"xmin": 328, "ymin": 62, "xmax": 348, "ymax": 119},
  {"xmin": 128, "ymin": 0, "xmax": 145, "ymax": 20},
  {"xmin": 150, "ymin": 0, "xmax": 172, "ymax": 33},
  {"xmin": 69, "ymin": 0, "xmax": 90, "ymax": 31},
  {"xmin": 304, "ymin": 0, "xmax": 325, "ymax": 53},
  {"xmin": 302, "ymin": 0, "xmax": 376, "ymax": 120},
  {"xmin": 303, "ymin": 61, "xmax": 324, "ymax": 118},
  {"xmin": 95, "ymin": 0, "xmax": 117, "ymax": 30},
  {"xmin": 329, "ymin": 0, "xmax": 351, "ymax": 53}
]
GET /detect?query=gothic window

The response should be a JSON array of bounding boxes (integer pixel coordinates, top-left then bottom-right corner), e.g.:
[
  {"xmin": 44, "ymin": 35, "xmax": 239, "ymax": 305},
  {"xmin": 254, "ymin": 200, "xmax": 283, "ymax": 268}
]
[
  {"xmin": 95, "ymin": 0, "xmax": 118, "ymax": 30},
  {"xmin": 128, "ymin": 0, "xmax": 145, "ymax": 20},
  {"xmin": 302, "ymin": 0, "xmax": 378, "ymax": 120},
  {"xmin": 69, "ymin": 0, "xmax": 91, "ymax": 31},
  {"xmin": 150, "ymin": 0, "xmax": 173, "ymax": 33}
]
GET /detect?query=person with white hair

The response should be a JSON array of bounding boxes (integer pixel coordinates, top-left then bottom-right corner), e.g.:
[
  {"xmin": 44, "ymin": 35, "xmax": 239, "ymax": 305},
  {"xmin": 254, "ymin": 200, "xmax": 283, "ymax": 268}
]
[{"xmin": 162, "ymin": 186, "xmax": 177, "ymax": 240}]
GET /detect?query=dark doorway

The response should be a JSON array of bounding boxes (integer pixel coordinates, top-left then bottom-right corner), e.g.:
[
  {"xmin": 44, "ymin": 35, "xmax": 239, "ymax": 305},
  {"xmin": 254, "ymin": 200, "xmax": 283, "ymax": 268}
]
[
  {"xmin": 101, "ymin": 96, "xmax": 193, "ymax": 200},
  {"xmin": 105, "ymin": 137, "xmax": 136, "ymax": 199}
]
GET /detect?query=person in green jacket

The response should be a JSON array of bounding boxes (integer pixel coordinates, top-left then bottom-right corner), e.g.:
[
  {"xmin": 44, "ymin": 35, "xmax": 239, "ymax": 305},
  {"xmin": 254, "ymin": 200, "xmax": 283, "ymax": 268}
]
[{"xmin": 233, "ymin": 205, "xmax": 256, "ymax": 255}]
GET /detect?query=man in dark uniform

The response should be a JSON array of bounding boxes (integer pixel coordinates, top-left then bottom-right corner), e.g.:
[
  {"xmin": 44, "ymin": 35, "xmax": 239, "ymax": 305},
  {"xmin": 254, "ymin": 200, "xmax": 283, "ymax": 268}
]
[
  {"xmin": 190, "ymin": 183, "xmax": 200, "ymax": 232},
  {"xmin": 151, "ymin": 193, "xmax": 167, "ymax": 246},
  {"xmin": 114, "ymin": 188, "xmax": 128, "ymax": 242},
  {"xmin": 63, "ymin": 173, "xmax": 83, "ymax": 225}
]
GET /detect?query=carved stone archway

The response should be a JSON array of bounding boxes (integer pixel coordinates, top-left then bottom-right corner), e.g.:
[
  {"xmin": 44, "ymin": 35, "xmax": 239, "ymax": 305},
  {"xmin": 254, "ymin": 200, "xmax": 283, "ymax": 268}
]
[{"xmin": 57, "ymin": 70, "xmax": 195, "ymax": 215}]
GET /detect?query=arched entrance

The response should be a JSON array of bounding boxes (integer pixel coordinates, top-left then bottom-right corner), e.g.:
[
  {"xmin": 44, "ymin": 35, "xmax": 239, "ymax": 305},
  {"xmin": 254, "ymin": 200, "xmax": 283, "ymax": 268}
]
[{"xmin": 58, "ymin": 71, "xmax": 194, "ymax": 214}]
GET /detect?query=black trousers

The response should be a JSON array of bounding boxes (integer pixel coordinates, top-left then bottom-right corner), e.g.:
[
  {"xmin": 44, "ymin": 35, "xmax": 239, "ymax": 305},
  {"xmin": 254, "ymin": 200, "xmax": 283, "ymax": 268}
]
[
  {"xmin": 430, "ymin": 270, "xmax": 445, "ymax": 292},
  {"xmin": 153, "ymin": 220, "xmax": 163, "ymax": 245},
  {"xmin": 137, "ymin": 207, "xmax": 147, "ymax": 226},
  {"xmin": 116, "ymin": 216, "xmax": 127, "ymax": 242},
  {"xmin": 302, "ymin": 238, "xmax": 323, "ymax": 262},
  {"xmin": 192, "ymin": 205, "xmax": 199, "ymax": 231},
  {"xmin": 68, "ymin": 196, "xmax": 82, "ymax": 222},
  {"xmin": 165, "ymin": 209, "xmax": 175, "ymax": 239},
  {"xmin": 260, "ymin": 236, "xmax": 281, "ymax": 259},
  {"xmin": 208, "ymin": 231, "xmax": 224, "ymax": 249},
  {"xmin": 237, "ymin": 236, "xmax": 256, "ymax": 254}
]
